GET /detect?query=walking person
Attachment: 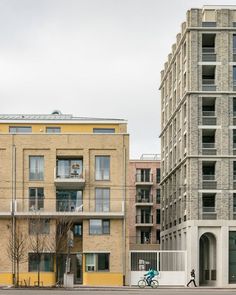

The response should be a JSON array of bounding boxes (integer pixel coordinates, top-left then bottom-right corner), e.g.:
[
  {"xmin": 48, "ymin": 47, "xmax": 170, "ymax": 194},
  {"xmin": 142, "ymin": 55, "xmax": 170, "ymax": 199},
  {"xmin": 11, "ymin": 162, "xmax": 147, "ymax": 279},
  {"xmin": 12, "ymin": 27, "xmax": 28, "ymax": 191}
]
[{"xmin": 187, "ymin": 269, "xmax": 197, "ymax": 287}]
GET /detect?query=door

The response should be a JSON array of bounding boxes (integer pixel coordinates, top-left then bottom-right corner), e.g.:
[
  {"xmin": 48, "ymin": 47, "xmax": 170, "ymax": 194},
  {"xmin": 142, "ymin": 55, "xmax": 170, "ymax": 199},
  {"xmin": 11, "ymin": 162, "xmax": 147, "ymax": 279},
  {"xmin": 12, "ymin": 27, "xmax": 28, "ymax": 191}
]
[{"xmin": 71, "ymin": 253, "xmax": 83, "ymax": 284}]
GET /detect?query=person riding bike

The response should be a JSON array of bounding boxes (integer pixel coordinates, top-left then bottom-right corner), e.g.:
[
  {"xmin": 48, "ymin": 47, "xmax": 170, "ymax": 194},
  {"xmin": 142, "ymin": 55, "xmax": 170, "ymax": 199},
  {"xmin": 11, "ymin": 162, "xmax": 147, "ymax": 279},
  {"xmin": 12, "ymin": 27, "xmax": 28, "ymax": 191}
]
[{"xmin": 144, "ymin": 268, "xmax": 158, "ymax": 285}]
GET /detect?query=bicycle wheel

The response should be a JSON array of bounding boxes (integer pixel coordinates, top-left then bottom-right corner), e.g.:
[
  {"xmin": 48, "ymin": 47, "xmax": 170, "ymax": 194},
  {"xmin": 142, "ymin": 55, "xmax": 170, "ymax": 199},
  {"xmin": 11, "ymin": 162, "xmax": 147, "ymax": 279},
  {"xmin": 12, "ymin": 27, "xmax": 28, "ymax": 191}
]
[
  {"xmin": 150, "ymin": 280, "xmax": 159, "ymax": 288},
  {"xmin": 138, "ymin": 279, "xmax": 146, "ymax": 288}
]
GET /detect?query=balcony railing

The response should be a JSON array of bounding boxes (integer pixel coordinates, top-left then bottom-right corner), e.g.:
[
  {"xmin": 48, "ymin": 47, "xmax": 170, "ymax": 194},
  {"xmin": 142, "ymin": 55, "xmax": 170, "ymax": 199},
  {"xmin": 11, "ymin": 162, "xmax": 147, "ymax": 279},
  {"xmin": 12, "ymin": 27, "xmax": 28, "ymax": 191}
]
[
  {"xmin": 202, "ymin": 22, "xmax": 216, "ymax": 27},
  {"xmin": 233, "ymin": 80, "xmax": 236, "ymax": 91},
  {"xmin": 202, "ymin": 143, "xmax": 215, "ymax": 149},
  {"xmin": 135, "ymin": 215, "xmax": 153, "ymax": 224},
  {"xmin": 202, "ymin": 111, "xmax": 215, "ymax": 117},
  {"xmin": 203, "ymin": 174, "xmax": 215, "ymax": 181},
  {"xmin": 135, "ymin": 173, "xmax": 153, "ymax": 183},
  {"xmin": 135, "ymin": 195, "xmax": 153, "ymax": 203},
  {"xmin": 54, "ymin": 167, "xmax": 85, "ymax": 188},
  {"xmin": 202, "ymin": 48, "xmax": 216, "ymax": 62},
  {"xmin": 203, "ymin": 207, "xmax": 215, "ymax": 213},
  {"xmin": 202, "ymin": 79, "xmax": 216, "ymax": 91}
]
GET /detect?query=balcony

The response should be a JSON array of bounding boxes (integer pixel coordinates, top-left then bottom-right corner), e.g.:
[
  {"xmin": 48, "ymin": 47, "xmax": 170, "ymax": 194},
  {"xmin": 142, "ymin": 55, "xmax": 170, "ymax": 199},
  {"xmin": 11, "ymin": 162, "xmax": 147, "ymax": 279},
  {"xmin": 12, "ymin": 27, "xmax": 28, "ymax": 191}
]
[
  {"xmin": 202, "ymin": 175, "xmax": 217, "ymax": 189},
  {"xmin": 202, "ymin": 79, "xmax": 216, "ymax": 91},
  {"xmin": 202, "ymin": 207, "xmax": 217, "ymax": 220},
  {"xmin": 202, "ymin": 47, "xmax": 216, "ymax": 62},
  {"xmin": 135, "ymin": 173, "xmax": 153, "ymax": 185},
  {"xmin": 233, "ymin": 175, "xmax": 236, "ymax": 189},
  {"xmin": 135, "ymin": 195, "xmax": 153, "ymax": 206},
  {"xmin": 233, "ymin": 206, "xmax": 236, "ymax": 220},
  {"xmin": 6, "ymin": 198, "xmax": 125, "ymax": 219},
  {"xmin": 202, "ymin": 143, "xmax": 216, "ymax": 155},
  {"xmin": 54, "ymin": 167, "xmax": 85, "ymax": 188},
  {"xmin": 234, "ymin": 80, "xmax": 236, "ymax": 91},
  {"xmin": 202, "ymin": 111, "xmax": 216, "ymax": 125},
  {"xmin": 135, "ymin": 215, "xmax": 153, "ymax": 226}
]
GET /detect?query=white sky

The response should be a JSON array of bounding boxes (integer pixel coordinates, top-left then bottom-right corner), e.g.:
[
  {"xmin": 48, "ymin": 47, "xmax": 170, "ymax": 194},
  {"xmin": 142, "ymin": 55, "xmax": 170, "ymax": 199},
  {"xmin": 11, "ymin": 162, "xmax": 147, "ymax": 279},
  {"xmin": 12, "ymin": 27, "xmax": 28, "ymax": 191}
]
[{"xmin": 1, "ymin": 0, "xmax": 236, "ymax": 158}]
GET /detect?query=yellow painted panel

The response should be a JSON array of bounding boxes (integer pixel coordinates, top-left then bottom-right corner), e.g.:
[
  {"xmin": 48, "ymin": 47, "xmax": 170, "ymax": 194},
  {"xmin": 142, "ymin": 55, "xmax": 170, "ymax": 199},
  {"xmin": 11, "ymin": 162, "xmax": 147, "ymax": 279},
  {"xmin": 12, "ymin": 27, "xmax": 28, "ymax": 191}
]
[
  {"xmin": 83, "ymin": 272, "xmax": 123, "ymax": 286},
  {"xmin": 0, "ymin": 123, "xmax": 121, "ymax": 133},
  {"xmin": 0, "ymin": 272, "xmax": 56, "ymax": 287}
]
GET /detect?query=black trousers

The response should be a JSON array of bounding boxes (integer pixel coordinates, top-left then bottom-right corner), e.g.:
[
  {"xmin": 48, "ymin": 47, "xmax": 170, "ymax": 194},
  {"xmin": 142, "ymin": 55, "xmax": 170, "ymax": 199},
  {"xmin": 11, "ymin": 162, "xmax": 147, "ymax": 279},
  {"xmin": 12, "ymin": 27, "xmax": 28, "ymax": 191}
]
[{"xmin": 187, "ymin": 279, "xmax": 197, "ymax": 287}]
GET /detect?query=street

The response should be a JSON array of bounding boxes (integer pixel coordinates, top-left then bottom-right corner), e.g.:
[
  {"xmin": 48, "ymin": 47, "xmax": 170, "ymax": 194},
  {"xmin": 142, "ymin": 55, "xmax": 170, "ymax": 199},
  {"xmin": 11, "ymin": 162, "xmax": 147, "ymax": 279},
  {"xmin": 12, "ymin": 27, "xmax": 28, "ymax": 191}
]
[{"xmin": 0, "ymin": 288, "xmax": 236, "ymax": 295}]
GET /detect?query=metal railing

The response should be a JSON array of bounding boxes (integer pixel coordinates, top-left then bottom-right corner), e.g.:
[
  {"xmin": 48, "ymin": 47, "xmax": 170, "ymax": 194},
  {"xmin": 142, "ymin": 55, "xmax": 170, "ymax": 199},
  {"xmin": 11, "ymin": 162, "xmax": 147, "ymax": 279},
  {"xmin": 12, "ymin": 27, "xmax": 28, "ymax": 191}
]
[
  {"xmin": 202, "ymin": 143, "xmax": 215, "ymax": 149},
  {"xmin": 136, "ymin": 195, "xmax": 153, "ymax": 203},
  {"xmin": 135, "ymin": 215, "xmax": 153, "ymax": 224},
  {"xmin": 202, "ymin": 47, "xmax": 215, "ymax": 54},
  {"xmin": 202, "ymin": 207, "xmax": 215, "ymax": 213},
  {"xmin": 202, "ymin": 174, "xmax": 215, "ymax": 181},
  {"xmin": 135, "ymin": 173, "xmax": 153, "ymax": 183},
  {"xmin": 202, "ymin": 79, "xmax": 215, "ymax": 85},
  {"xmin": 202, "ymin": 111, "xmax": 215, "ymax": 117},
  {"xmin": 55, "ymin": 166, "xmax": 84, "ymax": 179},
  {"xmin": 202, "ymin": 22, "xmax": 216, "ymax": 27}
]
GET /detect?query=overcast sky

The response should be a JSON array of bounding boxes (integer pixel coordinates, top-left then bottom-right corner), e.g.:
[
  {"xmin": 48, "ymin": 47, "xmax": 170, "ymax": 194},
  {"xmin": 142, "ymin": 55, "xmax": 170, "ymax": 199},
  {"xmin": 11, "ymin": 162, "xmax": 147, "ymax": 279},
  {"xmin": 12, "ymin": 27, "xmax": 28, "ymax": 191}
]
[{"xmin": 1, "ymin": 0, "xmax": 236, "ymax": 158}]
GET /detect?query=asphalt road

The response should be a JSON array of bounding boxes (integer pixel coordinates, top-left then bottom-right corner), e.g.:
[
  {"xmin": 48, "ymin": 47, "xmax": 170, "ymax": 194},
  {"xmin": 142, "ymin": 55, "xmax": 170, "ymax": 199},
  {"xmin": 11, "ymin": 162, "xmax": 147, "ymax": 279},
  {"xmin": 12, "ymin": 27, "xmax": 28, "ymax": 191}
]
[{"xmin": 0, "ymin": 288, "xmax": 236, "ymax": 295}]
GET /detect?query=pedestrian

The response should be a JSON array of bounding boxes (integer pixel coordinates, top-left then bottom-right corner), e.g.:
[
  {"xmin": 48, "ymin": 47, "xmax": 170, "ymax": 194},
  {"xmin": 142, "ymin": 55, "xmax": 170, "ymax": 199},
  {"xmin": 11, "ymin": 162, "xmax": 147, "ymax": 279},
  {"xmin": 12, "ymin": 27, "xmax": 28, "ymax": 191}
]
[{"xmin": 187, "ymin": 269, "xmax": 197, "ymax": 287}]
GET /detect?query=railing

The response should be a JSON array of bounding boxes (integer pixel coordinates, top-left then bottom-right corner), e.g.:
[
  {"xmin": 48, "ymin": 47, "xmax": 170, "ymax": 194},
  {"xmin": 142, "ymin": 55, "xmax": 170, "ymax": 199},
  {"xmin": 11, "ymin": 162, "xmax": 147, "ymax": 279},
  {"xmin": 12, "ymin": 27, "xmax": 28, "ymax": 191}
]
[
  {"xmin": 202, "ymin": 111, "xmax": 215, "ymax": 117},
  {"xmin": 202, "ymin": 47, "xmax": 215, "ymax": 54},
  {"xmin": 202, "ymin": 79, "xmax": 215, "ymax": 85},
  {"xmin": 135, "ymin": 173, "xmax": 153, "ymax": 183},
  {"xmin": 233, "ymin": 111, "xmax": 236, "ymax": 117},
  {"xmin": 136, "ymin": 215, "xmax": 153, "ymax": 224},
  {"xmin": 233, "ymin": 143, "xmax": 236, "ymax": 149},
  {"xmin": 202, "ymin": 22, "xmax": 216, "ymax": 27},
  {"xmin": 135, "ymin": 235, "xmax": 153, "ymax": 245},
  {"xmin": 136, "ymin": 195, "xmax": 153, "ymax": 203},
  {"xmin": 202, "ymin": 207, "xmax": 215, "ymax": 213},
  {"xmin": 233, "ymin": 80, "xmax": 236, "ymax": 91},
  {"xmin": 202, "ymin": 143, "xmax": 215, "ymax": 149},
  {"xmin": 202, "ymin": 174, "xmax": 215, "ymax": 181},
  {"xmin": 55, "ymin": 166, "xmax": 84, "ymax": 179},
  {"xmin": 233, "ymin": 206, "xmax": 236, "ymax": 213},
  {"xmin": 233, "ymin": 175, "xmax": 236, "ymax": 181}
]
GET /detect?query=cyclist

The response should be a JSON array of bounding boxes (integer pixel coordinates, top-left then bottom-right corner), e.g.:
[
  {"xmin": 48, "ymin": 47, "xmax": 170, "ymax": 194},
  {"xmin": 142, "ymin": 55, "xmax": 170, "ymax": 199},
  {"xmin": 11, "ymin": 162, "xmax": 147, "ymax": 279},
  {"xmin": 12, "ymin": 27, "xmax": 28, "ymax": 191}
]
[{"xmin": 144, "ymin": 268, "xmax": 157, "ymax": 285}]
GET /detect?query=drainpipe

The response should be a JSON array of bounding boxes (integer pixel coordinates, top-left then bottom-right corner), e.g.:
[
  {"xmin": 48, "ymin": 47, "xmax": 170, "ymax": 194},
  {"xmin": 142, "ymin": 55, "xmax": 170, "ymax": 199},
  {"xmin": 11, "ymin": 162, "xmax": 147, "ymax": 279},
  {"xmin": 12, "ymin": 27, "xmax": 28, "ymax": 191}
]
[
  {"xmin": 122, "ymin": 135, "xmax": 127, "ymax": 286},
  {"xmin": 11, "ymin": 140, "xmax": 16, "ymax": 286}
]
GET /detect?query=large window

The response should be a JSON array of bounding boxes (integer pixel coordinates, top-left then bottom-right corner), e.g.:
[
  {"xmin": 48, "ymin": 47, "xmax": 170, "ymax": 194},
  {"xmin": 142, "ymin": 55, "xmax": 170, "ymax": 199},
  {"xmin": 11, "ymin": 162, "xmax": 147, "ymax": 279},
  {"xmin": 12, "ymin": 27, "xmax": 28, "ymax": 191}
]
[
  {"xmin": 85, "ymin": 253, "xmax": 109, "ymax": 272},
  {"xmin": 89, "ymin": 219, "xmax": 110, "ymax": 235},
  {"xmin": 95, "ymin": 188, "xmax": 110, "ymax": 212},
  {"xmin": 9, "ymin": 126, "xmax": 32, "ymax": 133},
  {"xmin": 29, "ymin": 188, "xmax": 44, "ymax": 211},
  {"xmin": 29, "ymin": 253, "xmax": 54, "ymax": 272},
  {"xmin": 29, "ymin": 156, "xmax": 44, "ymax": 180},
  {"xmin": 56, "ymin": 158, "xmax": 83, "ymax": 178},
  {"xmin": 95, "ymin": 156, "xmax": 110, "ymax": 180},
  {"xmin": 29, "ymin": 219, "xmax": 50, "ymax": 235}
]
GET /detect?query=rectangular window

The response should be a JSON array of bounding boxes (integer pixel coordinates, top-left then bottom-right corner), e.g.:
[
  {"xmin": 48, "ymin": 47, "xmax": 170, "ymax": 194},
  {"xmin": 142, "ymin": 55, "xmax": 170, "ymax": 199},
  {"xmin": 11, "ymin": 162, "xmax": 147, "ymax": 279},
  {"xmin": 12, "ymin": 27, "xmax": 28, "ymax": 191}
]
[
  {"xmin": 234, "ymin": 66, "xmax": 236, "ymax": 90},
  {"xmin": 229, "ymin": 231, "xmax": 236, "ymax": 283},
  {"xmin": 156, "ymin": 189, "xmax": 161, "ymax": 204},
  {"xmin": 93, "ymin": 128, "xmax": 115, "ymax": 133},
  {"xmin": 29, "ymin": 219, "xmax": 50, "ymax": 235},
  {"xmin": 95, "ymin": 156, "xmax": 110, "ymax": 180},
  {"xmin": 46, "ymin": 127, "xmax": 61, "ymax": 133},
  {"xmin": 156, "ymin": 168, "xmax": 161, "ymax": 183},
  {"xmin": 233, "ymin": 35, "xmax": 236, "ymax": 53},
  {"xmin": 233, "ymin": 98, "xmax": 236, "ymax": 116},
  {"xmin": 156, "ymin": 229, "xmax": 161, "ymax": 243},
  {"xmin": 56, "ymin": 190, "xmax": 83, "ymax": 212},
  {"xmin": 29, "ymin": 188, "xmax": 44, "ymax": 211},
  {"xmin": 9, "ymin": 126, "xmax": 32, "ymax": 133},
  {"xmin": 29, "ymin": 156, "xmax": 44, "ymax": 180},
  {"xmin": 29, "ymin": 253, "xmax": 54, "ymax": 272},
  {"xmin": 202, "ymin": 194, "xmax": 215, "ymax": 212},
  {"xmin": 156, "ymin": 209, "xmax": 161, "ymax": 224},
  {"xmin": 85, "ymin": 253, "xmax": 109, "ymax": 272},
  {"xmin": 57, "ymin": 159, "xmax": 83, "ymax": 178},
  {"xmin": 89, "ymin": 219, "xmax": 110, "ymax": 235},
  {"xmin": 233, "ymin": 194, "xmax": 236, "ymax": 213},
  {"xmin": 234, "ymin": 162, "xmax": 236, "ymax": 181},
  {"xmin": 95, "ymin": 188, "xmax": 110, "ymax": 212},
  {"xmin": 74, "ymin": 224, "xmax": 82, "ymax": 236}
]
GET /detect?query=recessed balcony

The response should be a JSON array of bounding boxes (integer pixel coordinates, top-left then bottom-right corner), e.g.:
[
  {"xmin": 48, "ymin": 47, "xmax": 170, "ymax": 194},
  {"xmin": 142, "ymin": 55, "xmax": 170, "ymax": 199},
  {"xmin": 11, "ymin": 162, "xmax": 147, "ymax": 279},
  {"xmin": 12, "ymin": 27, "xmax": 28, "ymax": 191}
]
[
  {"xmin": 135, "ymin": 195, "xmax": 153, "ymax": 206},
  {"xmin": 135, "ymin": 172, "xmax": 153, "ymax": 186},
  {"xmin": 135, "ymin": 215, "xmax": 153, "ymax": 226},
  {"xmin": 54, "ymin": 167, "xmax": 85, "ymax": 188}
]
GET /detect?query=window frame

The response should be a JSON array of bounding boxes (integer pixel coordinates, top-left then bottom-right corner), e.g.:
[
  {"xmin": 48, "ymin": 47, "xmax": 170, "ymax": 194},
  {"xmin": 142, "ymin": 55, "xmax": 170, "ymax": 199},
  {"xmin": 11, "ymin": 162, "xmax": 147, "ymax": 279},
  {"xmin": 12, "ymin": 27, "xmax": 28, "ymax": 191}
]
[
  {"xmin": 85, "ymin": 253, "xmax": 110, "ymax": 272},
  {"xmin": 95, "ymin": 188, "xmax": 110, "ymax": 212},
  {"xmin": 89, "ymin": 219, "xmax": 110, "ymax": 235},
  {"xmin": 29, "ymin": 156, "xmax": 44, "ymax": 181},
  {"xmin": 95, "ymin": 156, "xmax": 110, "ymax": 181}
]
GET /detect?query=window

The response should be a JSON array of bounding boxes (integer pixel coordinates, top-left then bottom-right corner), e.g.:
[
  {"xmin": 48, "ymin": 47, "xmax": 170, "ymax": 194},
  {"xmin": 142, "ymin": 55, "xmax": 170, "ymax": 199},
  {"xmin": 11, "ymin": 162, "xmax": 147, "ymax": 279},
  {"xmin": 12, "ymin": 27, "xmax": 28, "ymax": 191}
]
[
  {"xmin": 29, "ymin": 253, "xmax": 54, "ymax": 272},
  {"xmin": 85, "ymin": 253, "xmax": 109, "ymax": 272},
  {"xmin": 9, "ymin": 126, "xmax": 32, "ymax": 133},
  {"xmin": 29, "ymin": 188, "xmax": 44, "ymax": 211},
  {"xmin": 202, "ymin": 194, "xmax": 215, "ymax": 212},
  {"xmin": 29, "ymin": 219, "xmax": 50, "ymax": 235},
  {"xmin": 234, "ymin": 66, "xmax": 236, "ymax": 89},
  {"xmin": 156, "ymin": 209, "xmax": 161, "ymax": 224},
  {"xmin": 29, "ymin": 156, "xmax": 44, "ymax": 180},
  {"xmin": 95, "ymin": 156, "xmax": 110, "ymax": 180},
  {"xmin": 156, "ymin": 168, "xmax": 161, "ymax": 183},
  {"xmin": 74, "ymin": 224, "xmax": 82, "ymax": 236},
  {"xmin": 46, "ymin": 127, "xmax": 61, "ymax": 133},
  {"xmin": 233, "ymin": 35, "xmax": 236, "ymax": 61},
  {"xmin": 156, "ymin": 189, "xmax": 161, "ymax": 204},
  {"xmin": 156, "ymin": 230, "xmax": 160, "ymax": 243},
  {"xmin": 136, "ymin": 169, "xmax": 151, "ymax": 182},
  {"xmin": 57, "ymin": 158, "xmax": 83, "ymax": 178},
  {"xmin": 234, "ymin": 194, "xmax": 236, "ymax": 213},
  {"xmin": 233, "ymin": 98, "xmax": 236, "ymax": 116},
  {"xmin": 234, "ymin": 162, "xmax": 236, "ymax": 181},
  {"xmin": 95, "ymin": 188, "xmax": 110, "ymax": 212},
  {"xmin": 89, "ymin": 219, "xmax": 110, "ymax": 235},
  {"xmin": 234, "ymin": 130, "xmax": 236, "ymax": 149},
  {"xmin": 56, "ymin": 190, "xmax": 83, "ymax": 212},
  {"xmin": 93, "ymin": 128, "xmax": 115, "ymax": 134}
]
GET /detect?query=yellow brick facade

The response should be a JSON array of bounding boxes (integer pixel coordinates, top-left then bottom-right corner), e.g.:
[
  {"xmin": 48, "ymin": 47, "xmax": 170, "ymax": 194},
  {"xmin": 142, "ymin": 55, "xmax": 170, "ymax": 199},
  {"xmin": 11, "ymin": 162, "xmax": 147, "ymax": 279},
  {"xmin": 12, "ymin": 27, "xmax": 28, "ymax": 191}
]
[{"xmin": 0, "ymin": 115, "xmax": 129, "ymax": 287}]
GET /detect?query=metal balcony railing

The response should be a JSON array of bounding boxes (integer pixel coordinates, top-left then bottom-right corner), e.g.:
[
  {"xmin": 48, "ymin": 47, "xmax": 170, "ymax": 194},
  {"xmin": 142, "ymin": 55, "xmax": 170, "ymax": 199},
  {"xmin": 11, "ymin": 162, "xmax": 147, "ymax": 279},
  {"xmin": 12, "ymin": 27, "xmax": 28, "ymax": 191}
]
[
  {"xmin": 202, "ymin": 174, "xmax": 215, "ymax": 181},
  {"xmin": 135, "ymin": 215, "xmax": 153, "ymax": 224},
  {"xmin": 135, "ymin": 173, "xmax": 153, "ymax": 183},
  {"xmin": 202, "ymin": 143, "xmax": 215, "ymax": 149},
  {"xmin": 56, "ymin": 166, "xmax": 84, "ymax": 179},
  {"xmin": 136, "ymin": 195, "xmax": 153, "ymax": 203},
  {"xmin": 202, "ymin": 79, "xmax": 215, "ymax": 85},
  {"xmin": 202, "ymin": 111, "xmax": 215, "ymax": 117},
  {"xmin": 233, "ymin": 143, "xmax": 236, "ymax": 149},
  {"xmin": 202, "ymin": 47, "xmax": 215, "ymax": 54},
  {"xmin": 202, "ymin": 207, "xmax": 215, "ymax": 213}
]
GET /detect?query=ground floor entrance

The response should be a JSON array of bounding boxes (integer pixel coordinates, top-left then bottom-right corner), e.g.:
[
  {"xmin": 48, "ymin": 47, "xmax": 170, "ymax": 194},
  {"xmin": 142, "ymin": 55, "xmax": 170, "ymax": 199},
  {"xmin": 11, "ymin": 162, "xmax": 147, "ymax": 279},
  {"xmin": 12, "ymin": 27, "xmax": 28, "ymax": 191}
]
[{"xmin": 58, "ymin": 253, "xmax": 83, "ymax": 284}]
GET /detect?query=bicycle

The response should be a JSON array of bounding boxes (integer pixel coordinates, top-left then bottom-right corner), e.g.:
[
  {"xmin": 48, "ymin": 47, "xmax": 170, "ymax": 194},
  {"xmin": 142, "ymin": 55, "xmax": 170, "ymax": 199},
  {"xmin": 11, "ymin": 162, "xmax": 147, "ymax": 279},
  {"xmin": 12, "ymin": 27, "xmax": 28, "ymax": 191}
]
[{"xmin": 138, "ymin": 276, "xmax": 159, "ymax": 288}]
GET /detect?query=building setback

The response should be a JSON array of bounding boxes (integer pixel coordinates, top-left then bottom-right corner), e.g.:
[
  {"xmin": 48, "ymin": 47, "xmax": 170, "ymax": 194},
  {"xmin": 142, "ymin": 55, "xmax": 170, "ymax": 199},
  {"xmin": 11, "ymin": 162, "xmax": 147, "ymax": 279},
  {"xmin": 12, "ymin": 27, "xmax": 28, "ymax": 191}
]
[
  {"xmin": 0, "ymin": 112, "xmax": 129, "ymax": 286},
  {"xmin": 129, "ymin": 154, "xmax": 161, "ymax": 250},
  {"xmin": 160, "ymin": 6, "xmax": 236, "ymax": 287}
]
